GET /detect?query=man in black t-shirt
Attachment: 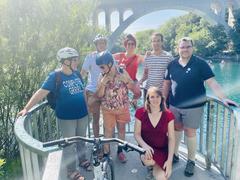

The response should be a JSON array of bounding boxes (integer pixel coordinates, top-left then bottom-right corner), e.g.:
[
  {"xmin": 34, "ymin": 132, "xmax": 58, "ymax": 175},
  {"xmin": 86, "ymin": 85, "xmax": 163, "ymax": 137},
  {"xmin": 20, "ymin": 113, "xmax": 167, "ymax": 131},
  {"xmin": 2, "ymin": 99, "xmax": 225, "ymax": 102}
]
[{"xmin": 163, "ymin": 37, "xmax": 238, "ymax": 177}]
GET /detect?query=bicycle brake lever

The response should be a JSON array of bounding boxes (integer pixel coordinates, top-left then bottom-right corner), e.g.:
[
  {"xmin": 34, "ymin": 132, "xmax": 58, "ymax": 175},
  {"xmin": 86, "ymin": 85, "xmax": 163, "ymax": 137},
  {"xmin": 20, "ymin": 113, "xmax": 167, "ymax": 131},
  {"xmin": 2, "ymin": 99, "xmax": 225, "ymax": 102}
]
[{"xmin": 125, "ymin": 148, "xmax": 133, "ymax": 152}]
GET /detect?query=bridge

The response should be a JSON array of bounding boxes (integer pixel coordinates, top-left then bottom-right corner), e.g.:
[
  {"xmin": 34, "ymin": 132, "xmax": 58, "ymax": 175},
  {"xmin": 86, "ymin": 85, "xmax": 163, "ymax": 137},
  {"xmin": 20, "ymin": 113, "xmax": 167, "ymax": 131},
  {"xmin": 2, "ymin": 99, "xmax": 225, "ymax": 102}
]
[
  {"xmin": 14, "ymin": 97, "xmax": 240, "ymax": 180},
  {"xmin": 93, "ymin": 0, "xmax": 240, "ymax": 49}
]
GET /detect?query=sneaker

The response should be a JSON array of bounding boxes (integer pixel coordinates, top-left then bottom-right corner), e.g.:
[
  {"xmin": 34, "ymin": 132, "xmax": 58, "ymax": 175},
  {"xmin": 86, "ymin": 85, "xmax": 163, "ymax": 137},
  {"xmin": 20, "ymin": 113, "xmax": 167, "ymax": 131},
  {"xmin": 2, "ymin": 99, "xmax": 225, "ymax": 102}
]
[
  {"xmin": 184, "ymin": 160, "xmax": 195, "ymax": 177},
  {"xmin": 117, "ymin": 152, "xmax": 127, "ymax": 163},
  {"xmin": 173, "ymin": 154, "xmax": 179, "ymax": 163}
]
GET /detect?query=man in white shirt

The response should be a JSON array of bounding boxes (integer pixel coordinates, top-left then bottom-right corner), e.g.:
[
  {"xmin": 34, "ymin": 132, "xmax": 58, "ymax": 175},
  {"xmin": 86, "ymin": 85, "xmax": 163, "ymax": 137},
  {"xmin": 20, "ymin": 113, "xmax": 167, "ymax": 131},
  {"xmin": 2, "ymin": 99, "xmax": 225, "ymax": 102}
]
[{"xmin": 81, "ymin": 34, "xmax": 107, "ymax": 137}]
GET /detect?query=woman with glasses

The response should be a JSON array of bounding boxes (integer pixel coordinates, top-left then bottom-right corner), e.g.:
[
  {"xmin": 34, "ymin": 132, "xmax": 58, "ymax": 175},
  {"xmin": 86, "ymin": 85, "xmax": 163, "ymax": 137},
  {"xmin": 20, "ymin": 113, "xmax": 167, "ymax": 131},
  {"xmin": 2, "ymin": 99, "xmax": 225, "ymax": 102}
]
[
  {"xmin": 114, "ymin": 34, "xmax": 144, "ymax": 108},
  {"xmin": 113, "ymin": 34, "xmax": 144, "ymax": 82},
  {"xmin": 96, "ymin": 51, "xmax": 141, "ymax": 163}
]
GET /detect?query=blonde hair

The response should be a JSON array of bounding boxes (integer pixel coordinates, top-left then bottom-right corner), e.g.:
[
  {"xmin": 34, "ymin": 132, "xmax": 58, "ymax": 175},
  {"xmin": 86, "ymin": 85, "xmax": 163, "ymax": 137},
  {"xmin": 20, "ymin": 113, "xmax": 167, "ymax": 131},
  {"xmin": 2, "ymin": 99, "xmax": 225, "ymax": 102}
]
[
  {"xmin": 145, "ymin": 87, "xmax": 166, "ymax": 113},
  {"xmin": 178, "ymin": 37, "xmax": 193, "ymax": 46}
]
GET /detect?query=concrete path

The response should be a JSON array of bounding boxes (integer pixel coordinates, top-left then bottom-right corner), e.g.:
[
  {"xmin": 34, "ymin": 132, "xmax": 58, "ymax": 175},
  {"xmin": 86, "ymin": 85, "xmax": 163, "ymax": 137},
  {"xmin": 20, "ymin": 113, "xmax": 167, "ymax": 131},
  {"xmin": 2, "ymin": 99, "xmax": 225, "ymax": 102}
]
[{"xmin": 76, "ymin": 135, "xmax": 224, "ymax": 180}]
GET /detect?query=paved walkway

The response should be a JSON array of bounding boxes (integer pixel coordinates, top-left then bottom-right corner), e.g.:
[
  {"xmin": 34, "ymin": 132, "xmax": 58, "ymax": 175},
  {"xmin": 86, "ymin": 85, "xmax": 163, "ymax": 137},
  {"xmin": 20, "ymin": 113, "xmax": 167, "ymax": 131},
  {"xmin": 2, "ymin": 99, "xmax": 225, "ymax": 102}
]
[{"xmin": 70, "ymin": 135, "xmax": 224, "ymax": 180}]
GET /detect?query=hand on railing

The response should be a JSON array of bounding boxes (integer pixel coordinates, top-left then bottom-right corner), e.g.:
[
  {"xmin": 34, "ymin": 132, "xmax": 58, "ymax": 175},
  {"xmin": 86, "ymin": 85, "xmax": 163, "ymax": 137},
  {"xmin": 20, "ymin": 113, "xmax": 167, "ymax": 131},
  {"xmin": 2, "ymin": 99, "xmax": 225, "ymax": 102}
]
[
  {"xmin": 221, "ymin": 98, "xmax": 239, "ymax": 107},
  {"xmin": 17, "ymin": 108, "xmax": 28, "ymax": 117}
]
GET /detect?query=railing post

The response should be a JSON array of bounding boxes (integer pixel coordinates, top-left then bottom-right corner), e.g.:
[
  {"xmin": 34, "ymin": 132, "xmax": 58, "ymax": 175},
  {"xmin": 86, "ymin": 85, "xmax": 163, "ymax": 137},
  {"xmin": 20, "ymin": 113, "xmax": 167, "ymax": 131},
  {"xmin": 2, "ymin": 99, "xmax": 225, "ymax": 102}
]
[
  {"xmin": 230, "ymin": 110, "xmax": 240, "ymax": 180},
  {"xmin": 19, "ymin": 144, "xmax": 27, "ymax": 180},
  {"xmin": 221, "ymin": 107, "xmax": 229, "ymax": 174},
  {"xmin": 42, "ymin": 150, "xmax": 63, "ymax": 180},
  {"xmin": 205, "ymin": 101, "xmax": 214, "ymax": 169}
]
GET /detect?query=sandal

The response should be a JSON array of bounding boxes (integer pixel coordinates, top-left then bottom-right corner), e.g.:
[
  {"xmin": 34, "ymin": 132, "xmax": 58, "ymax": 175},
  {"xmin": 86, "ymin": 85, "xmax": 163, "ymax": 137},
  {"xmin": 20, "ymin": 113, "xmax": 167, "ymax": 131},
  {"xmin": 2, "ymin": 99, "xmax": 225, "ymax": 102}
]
[
  {"xmin": 68, "ymin": 170, "xmax": 85, "ymax": 180},
  {"xmin": 79, "ymin": 159, "xmax": 92, "ymax": 171}
]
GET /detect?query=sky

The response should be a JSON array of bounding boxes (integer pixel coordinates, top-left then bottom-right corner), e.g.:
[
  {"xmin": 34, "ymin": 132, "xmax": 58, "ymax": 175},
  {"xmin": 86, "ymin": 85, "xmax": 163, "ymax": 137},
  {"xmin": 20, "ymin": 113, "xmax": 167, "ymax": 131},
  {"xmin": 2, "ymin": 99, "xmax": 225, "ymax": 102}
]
[
  {"xmin": 98, "ymin": 9, "xmax": 188, "ymax": 34},
  {"xmin": 124, "ymin": 10, "xmax": 187, "ymax": 34}
]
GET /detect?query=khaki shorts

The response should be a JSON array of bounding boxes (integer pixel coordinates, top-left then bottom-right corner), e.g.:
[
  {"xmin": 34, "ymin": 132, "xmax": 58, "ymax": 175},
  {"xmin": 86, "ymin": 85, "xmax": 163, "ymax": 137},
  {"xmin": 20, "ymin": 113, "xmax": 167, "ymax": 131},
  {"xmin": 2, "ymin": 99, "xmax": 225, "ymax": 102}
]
[
  {"xmin": 169, "ymin": 105, "xmax": 204, "ymax": 129},
  {"xmin": 85, "ymin": 90, "xmax": 101, "ymax": 113},
  {"xmin": 102, "ymin": 107, "xmax": 130, "ymax": 129}
]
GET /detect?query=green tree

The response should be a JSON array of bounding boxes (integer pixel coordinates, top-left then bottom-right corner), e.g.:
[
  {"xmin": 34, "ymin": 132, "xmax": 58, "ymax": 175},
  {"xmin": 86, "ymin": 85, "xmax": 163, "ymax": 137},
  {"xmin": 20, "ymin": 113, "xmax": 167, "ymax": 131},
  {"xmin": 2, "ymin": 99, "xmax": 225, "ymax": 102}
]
[
  {"xmin": 0, "ymin": 0, "xmax": 99, "ymax": 160},
  {"xmin": 135, "ymin": 29, "xmax": 154, "ymax": 54},
  {"xmin": 229, "ymin": 8, "xmax": 240, "ymax": 54}
]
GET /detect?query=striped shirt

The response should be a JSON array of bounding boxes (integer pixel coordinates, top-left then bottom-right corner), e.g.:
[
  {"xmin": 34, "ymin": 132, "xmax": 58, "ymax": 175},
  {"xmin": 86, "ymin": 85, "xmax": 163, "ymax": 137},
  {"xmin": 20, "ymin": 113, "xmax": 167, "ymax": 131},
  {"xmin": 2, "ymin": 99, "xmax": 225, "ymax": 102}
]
[{"xmin": 144, "ymin": 51, "xmax": 173, "ymax": 90}]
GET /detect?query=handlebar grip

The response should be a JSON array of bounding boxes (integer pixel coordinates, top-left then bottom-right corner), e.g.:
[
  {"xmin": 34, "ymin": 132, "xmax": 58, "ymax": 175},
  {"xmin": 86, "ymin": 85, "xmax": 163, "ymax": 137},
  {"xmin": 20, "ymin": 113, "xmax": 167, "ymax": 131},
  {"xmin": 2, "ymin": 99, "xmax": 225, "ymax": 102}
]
[{"xmin": 126, "ymin": 142, "xmax": 145, "ymax": 155}]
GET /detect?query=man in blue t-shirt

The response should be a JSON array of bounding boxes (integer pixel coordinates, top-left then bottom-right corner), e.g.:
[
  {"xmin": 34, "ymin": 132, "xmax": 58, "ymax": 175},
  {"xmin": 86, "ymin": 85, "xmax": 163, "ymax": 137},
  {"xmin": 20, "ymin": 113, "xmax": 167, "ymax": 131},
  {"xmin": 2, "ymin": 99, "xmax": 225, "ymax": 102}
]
[
  {"xmin": 163, "ymin": 37, "xmax": 238, "ymax": 177},
  {"xmin": 18, "ymin": 47, "xmax": 88, "ymax": 179}
]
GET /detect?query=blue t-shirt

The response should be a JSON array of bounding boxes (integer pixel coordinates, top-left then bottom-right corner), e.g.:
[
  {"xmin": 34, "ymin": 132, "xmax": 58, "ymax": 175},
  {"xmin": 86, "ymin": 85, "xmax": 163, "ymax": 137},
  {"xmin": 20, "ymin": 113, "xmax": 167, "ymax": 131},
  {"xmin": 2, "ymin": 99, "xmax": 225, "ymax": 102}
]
[
  {"xmin": 164, "ymin": 55, "xmax": 214, "ymax": 108},
  {"xmin": 41, "ymin": 71, "xmax": 88, "ymax": 120}
]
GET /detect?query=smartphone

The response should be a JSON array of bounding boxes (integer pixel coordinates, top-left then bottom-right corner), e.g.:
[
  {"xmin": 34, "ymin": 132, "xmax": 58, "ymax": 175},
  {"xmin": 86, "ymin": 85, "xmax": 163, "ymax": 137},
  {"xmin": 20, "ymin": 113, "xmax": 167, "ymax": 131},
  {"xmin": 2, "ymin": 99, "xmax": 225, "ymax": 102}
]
[{"xmin": 118, "ymin": 67, "xmax": 124, "ymax": 73}]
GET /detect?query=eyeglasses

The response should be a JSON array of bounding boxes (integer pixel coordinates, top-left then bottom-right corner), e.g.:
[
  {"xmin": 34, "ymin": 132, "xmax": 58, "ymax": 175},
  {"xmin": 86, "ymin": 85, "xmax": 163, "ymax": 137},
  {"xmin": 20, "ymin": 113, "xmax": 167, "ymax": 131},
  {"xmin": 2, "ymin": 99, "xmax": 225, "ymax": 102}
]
[{"xmin": 179, "ymin": 45, "xmax": 192, "ymax": 49}]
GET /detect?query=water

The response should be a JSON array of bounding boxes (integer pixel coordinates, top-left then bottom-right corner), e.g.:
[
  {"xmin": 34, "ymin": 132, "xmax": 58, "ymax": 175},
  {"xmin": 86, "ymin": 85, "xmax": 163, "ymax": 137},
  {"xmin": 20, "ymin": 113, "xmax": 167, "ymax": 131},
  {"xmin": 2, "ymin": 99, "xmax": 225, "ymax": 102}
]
[
  {"xmin": 127, "ymin": 61, "xmax": 240, "ymax": 131},
  {"xmin": 136, "ymin": 61, "xmax": 240, "ymax": 104},
  {"xmin": 207, "ymin": 62, "xmax": 240, "ymax": 104}
]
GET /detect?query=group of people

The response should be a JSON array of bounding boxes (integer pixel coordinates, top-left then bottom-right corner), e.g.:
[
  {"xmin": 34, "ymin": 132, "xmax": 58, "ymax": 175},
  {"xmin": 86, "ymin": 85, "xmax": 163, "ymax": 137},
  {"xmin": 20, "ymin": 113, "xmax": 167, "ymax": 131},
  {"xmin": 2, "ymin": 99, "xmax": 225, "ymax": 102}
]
[{"xmin": 18, "ymin": 33, "xmax": 238, "ymax": 180}]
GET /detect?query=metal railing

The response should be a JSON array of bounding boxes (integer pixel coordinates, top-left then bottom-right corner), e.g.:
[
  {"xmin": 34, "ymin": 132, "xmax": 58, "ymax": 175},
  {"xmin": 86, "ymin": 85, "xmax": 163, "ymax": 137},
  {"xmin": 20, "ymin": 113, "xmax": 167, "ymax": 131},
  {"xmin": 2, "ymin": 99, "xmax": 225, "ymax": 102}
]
[{"xmin": 14, "ymin": 97, "xmax": 240, "ymax": 180}]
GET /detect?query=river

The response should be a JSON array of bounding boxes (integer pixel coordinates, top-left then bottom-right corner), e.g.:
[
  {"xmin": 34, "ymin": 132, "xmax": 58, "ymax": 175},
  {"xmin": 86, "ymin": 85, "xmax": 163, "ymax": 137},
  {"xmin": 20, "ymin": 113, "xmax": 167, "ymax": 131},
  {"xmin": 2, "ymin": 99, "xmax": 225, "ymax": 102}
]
[
  {"xmin": 136, "ymin": 61, "xmax": 240, "ymax": 104},
  {"xmin": 207, "ymin": 61, "xmax": 240, "ymax": 103}
]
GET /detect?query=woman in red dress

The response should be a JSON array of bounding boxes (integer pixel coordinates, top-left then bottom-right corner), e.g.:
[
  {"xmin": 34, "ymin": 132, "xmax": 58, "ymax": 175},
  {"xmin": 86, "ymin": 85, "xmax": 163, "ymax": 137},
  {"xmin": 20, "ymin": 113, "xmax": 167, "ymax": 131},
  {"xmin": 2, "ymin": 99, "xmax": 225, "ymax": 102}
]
[{"xmin": 134, "ymin": 87, "xmax": 175, "ymax": 180}]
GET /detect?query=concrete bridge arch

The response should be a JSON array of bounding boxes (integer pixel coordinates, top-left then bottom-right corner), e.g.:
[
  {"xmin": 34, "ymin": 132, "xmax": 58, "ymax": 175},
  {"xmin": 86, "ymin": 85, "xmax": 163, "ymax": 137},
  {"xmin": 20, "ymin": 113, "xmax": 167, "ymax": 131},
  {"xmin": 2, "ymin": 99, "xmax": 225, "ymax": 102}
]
[{"xmin": 94, "ymin": 0, "xmax": 240, "ymax": 49}]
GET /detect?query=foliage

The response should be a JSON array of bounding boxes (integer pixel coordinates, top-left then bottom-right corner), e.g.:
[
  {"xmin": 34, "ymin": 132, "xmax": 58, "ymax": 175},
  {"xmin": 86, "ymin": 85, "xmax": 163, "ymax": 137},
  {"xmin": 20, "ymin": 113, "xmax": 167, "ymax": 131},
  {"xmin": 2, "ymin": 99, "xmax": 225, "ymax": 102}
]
[
  {"xmin": 0, "ymin": 159, "xmax": 6, "ymax": 176},
  {"xmin": 135, "ymin": 29, "xmax": 154, "ymax": 54},
  {"xmin": 229, "ymin": 8, "xmax": 240, "ymax": 54},
  {"xmin": 111, "ymin": 33, "xmax": 126, "ymax": 54},
  {"xmin": 0, "ymin": 0, "xmax": 98, "ymax": 160},
  {"xmin": 135, "ymin": 13, "xmax": 228, "ymax": 57},
  {"xmin": 0, "ymin": 158, "xmax": 22, "ymax": 179}
]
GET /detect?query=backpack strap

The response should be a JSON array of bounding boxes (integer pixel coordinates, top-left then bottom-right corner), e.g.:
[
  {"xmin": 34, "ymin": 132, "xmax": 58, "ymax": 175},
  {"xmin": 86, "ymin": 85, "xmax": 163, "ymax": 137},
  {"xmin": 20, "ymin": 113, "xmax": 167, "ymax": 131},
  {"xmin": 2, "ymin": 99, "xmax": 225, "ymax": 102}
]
[
  {"xmin": 74, "ymin": 70, "xmax": 85, "ymax": 87},
  {"xmin": 54, "ymin": 70, "xmax": 62, "ymax": 97}
]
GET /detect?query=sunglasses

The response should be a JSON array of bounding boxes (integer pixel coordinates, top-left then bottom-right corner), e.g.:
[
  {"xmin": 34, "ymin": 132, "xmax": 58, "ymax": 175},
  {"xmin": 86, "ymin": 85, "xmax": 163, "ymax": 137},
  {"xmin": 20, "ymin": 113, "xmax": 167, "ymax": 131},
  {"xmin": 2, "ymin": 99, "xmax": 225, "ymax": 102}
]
[{"xmin": 99, "ymin": 65, "xmax": 105, "ymax": 70}]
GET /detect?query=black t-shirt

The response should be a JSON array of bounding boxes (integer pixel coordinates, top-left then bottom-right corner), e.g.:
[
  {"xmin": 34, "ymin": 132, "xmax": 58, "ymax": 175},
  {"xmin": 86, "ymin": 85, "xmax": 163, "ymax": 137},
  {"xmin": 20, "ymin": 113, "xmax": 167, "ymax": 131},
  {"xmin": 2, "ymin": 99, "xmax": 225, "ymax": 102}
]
[{"xmin": 164, "ymin": 55, "xmax": 214, "ymax": 108}]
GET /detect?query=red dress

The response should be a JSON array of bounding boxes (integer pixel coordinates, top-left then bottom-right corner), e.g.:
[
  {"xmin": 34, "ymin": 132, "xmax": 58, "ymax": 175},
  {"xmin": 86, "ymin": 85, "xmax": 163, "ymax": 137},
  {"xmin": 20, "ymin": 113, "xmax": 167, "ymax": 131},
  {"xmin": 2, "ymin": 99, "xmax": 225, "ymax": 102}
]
[
  {"xmin": 135, "ymin": 107, "xmax": 175, "ymax": 168},
  {"xmin": 114, "ymin": 53, "xmax": 139, "ymax": 81}
]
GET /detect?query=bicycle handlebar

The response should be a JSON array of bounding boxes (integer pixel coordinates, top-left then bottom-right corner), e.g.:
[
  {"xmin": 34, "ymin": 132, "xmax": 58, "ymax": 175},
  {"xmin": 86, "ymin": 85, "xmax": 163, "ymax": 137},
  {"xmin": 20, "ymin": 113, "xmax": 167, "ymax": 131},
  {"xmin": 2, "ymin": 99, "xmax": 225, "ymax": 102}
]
[{"xmin": 43, "ymin": 136, "xmax": 146, "ymax": 154}]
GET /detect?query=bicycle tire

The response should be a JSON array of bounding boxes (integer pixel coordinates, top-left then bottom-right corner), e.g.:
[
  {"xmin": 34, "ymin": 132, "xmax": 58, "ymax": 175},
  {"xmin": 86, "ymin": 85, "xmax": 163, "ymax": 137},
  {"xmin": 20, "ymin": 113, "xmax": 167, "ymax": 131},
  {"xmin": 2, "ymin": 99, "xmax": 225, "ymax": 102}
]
[{"xmin": 103, "ymin": 158, "xmax": 114, "ymax": 180}]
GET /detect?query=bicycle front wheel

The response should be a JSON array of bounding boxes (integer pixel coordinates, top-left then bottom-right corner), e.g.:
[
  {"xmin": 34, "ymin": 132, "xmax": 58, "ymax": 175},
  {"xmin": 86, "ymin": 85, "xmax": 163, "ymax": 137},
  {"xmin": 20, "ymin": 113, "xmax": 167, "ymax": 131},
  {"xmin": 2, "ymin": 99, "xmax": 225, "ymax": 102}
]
[{"xmin": 103, "ymin": 159, "xmax": 114, "ymax": 180}]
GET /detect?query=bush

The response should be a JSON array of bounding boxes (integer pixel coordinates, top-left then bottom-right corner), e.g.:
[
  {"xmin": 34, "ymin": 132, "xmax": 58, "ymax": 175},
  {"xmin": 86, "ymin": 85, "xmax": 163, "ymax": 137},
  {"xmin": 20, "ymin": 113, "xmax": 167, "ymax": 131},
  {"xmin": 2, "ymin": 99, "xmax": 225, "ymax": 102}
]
[
  {"xmin": 0, "ymin": 0, "xmax": 101, "ymax": 160},
  {"xmin": 0, "ymin": 159, "xmax": 6, "ymax": 176}
]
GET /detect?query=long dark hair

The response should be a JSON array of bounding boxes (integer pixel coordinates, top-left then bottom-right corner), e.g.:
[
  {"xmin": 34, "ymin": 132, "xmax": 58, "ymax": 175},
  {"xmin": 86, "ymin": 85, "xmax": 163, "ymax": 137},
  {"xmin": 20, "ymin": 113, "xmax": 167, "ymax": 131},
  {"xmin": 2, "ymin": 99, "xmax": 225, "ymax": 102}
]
[{"xmin": 145, "ymin": 87, "xmax": 166, "ymax": 113}]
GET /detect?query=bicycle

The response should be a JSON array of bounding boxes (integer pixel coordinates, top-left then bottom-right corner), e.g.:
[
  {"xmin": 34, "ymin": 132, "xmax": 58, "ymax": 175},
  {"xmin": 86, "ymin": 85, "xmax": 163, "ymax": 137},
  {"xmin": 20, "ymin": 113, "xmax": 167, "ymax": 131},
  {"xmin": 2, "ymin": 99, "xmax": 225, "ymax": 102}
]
[{"xmin": 43, "ymin": 136, "xmax": 146, "ymax": 180}]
